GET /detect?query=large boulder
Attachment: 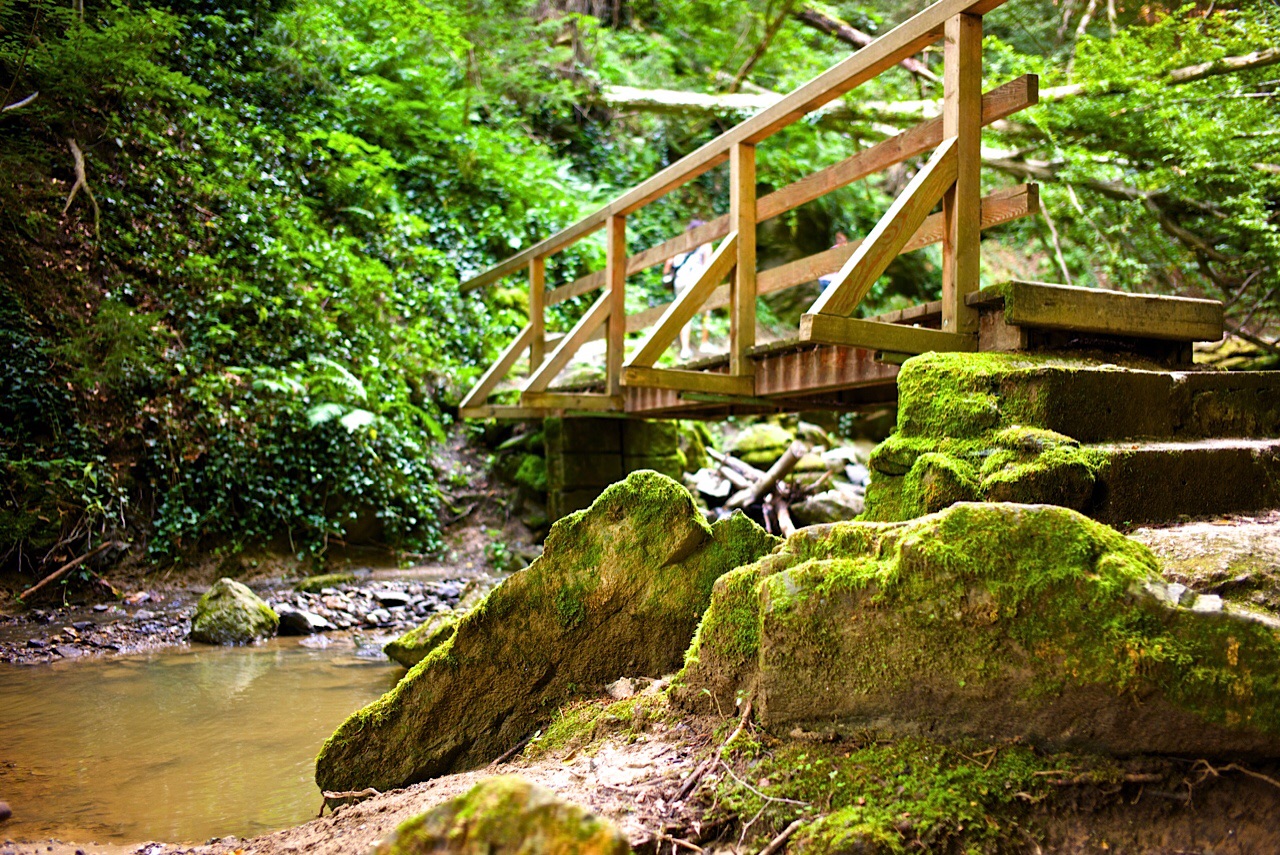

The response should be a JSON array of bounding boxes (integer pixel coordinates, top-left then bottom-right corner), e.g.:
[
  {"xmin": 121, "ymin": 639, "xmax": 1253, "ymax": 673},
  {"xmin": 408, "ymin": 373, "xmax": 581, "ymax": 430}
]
[
  {"xmin": 189, "ymin": 578, "xmax": 278, "ymax": 645},
  {"xmin": 675, "ymin": 502, "xmax": 1280, "ymax": 757},
  {"xmin": 374, "ymin": 775, "xmax": 629, "ymax": 855},
  {"xmin": 316, "ymin": 471, "xmax": 779, "ymax": 793}
]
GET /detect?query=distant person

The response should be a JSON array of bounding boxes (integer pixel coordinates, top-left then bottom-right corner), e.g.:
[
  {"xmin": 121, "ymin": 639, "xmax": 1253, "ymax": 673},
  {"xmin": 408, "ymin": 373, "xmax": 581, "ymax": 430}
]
[
  {"xmin": 818, "ymin": 231, "xmax": 850, "ymax": 291},
  {"xmin": 663, "ymin": 219, "xmax": 713, "ymax": 360}
]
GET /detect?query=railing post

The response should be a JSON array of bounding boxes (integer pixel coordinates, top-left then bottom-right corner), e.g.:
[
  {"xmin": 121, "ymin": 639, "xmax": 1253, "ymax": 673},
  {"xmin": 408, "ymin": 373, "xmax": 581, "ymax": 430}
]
[
  {"xmin": 730, "ymin": 142, "xmax": 756, "ymax": 375},
  {"xmin": 528, "ymin": 256, "xmax": 545, "ymax": 376},
  {"xmin": 942, "ymin": 11, "xmax": 982, "ymax": 335},
  {"xmin": 606, "ymin": 214, "xmax": 626, "ymax": 396}
]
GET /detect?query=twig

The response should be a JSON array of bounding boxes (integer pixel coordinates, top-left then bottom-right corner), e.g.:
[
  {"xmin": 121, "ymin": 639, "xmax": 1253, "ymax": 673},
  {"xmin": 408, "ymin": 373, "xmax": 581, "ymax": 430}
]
[
  {"xmin": 1194, "ymin": 759, "xmax": 1280, "ymax": 792},
  {"xmin": 62, "ymin": 139, "xmax": 101, "ymax": 238},
  {"xmin": 2, "ymin": 91, "xmax": 38, "ymax": 112},
  {"xmin": 730, "ymin": 1, "xmax": 796, "ymax": 93},
  {"xmin": 318, "ymin": 787, "xmax": 380, "ymax": 816},
  {"xmin": 757, "ymin": 818, "xmax": 804, "ymax": 855},
  {"xmin": 19, "ymin": 541, "xmax": 116, "ymax": 601},
  {"xmin": 489, "ymin": 734, "xmax": 534, "ymax": 767},
  {"xmin": 719, "ymin": 759, "xmax": 810, "ymax": 807},
  {"xmin": 1040, "ymin": 202, "xmax": 1074, "ymax": 287}
]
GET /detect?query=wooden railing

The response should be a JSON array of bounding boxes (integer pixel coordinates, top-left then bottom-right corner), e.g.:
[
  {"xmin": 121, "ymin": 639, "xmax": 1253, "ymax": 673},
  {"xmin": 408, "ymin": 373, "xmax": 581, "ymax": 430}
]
[{"xmin": 459, "ymin": 0, "xmax": 1039, "ymax": 418}]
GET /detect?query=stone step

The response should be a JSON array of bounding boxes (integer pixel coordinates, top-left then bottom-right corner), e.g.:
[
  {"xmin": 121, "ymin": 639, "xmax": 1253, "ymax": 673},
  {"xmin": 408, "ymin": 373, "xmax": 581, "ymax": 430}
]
[
  {"xmin": 972, "ymin": 360, "xmax": 1280, "ymax": 443},
  {"xmin": 1088, "ymin": 438, "xmax": 1280, "ymax": 526}
]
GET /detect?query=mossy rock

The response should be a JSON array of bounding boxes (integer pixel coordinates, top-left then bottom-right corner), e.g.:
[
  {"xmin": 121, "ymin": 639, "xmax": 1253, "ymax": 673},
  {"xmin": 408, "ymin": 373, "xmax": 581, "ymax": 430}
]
[
  {"xmin": 294, "ymin": 572, "xmax": 356, "ymax": 594},
  {"xmin": 676, "ymin": 502, "xmax": 1280, "ymax": 757},
  {"xmin": 514, "ymin": 454, "xmax": 548, "ymax": 495},
  {"xmin": 677, "ymin": 421, "xmax": 711, "ymax": 473},
  {"xmin": 374, "ymin": 775, "xmax": 629, "ymax": 855},
  {"xmin": 863, "ymin": 354, "xmax": 1115, "ymax": 521},
  {"xmin": 384, "ymin": 610, "xmax": 461, "ymax": 669},
  {"xmin": 189, "ymin": 578, "xmax": 278, "ymax": 645},
  {"xmin": 316, "ymin": 471, "xmax": 779, "ymax": 794},
  {"xmin": 729, "ymin": 422, "xmax": 795, "ymax": 467}
]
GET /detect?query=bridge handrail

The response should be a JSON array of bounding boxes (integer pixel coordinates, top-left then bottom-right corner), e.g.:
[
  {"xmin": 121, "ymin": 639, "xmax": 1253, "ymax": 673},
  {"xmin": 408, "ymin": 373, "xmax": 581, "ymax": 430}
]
[{"xmin": 459, "ymin": 0, "xmax": 1006, "ymax": 294}]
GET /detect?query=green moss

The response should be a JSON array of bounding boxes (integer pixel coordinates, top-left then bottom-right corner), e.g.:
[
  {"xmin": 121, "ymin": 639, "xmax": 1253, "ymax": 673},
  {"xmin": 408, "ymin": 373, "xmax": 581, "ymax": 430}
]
[
  {"xmin": 376, "ymin": 775, "xmax": 629, "ymax": 855},
  {"xmin": 714, "ymin": 735, "xmax": 1086, "ymax": 854},
  {"xmin": 384, "ymin": 610, "xmax": 460, "ymax": 668},
  {"xmin": 680, "ymin": 502, "xmax": 1280, "ymax": 744},
  {"xmin": 524, "ymin": 692, "xmax": 671, "ymax": 759},
  {"xmin": 294, "ymin": 572, "xmax": 356, "ymax": 593},
  {"xmin": 514, "ymin": 454, "xmax": 548, "ymax": 494},
  {"xmin": 863, "ymin": 353, "xmax": 1130, "ymax": 520},
  {"xmin": 729, "ymin": 422, "xmax": 795, "ymax": 467}
]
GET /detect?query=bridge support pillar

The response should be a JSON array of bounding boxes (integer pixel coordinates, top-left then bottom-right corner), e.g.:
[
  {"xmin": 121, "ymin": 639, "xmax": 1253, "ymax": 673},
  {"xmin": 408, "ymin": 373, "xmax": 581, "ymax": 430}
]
[{"xmin": 544, "ymin": 418, "xmax": 687, "ymax": 521}]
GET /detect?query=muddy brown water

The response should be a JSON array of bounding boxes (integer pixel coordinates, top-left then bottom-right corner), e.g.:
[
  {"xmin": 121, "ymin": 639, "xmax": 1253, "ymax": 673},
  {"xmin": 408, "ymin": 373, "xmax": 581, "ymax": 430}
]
[{"xmin": 0, "ymin": 637, "xmax": 400, "ymax": 844}]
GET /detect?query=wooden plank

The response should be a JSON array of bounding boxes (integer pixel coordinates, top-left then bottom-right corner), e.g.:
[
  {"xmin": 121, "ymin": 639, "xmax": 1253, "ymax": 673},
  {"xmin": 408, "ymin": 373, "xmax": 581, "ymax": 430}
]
[
  {"xmin": 800, "ymin": 313, "xmax": 977, "ymax": 352},
  {"xmin": 521, "ymin": 392, "xmax": 625, "ymax": 411},
  {"xmin": 545, "ymin": 75, "xmax": 1038, "ymax": 307},
  {"xmin": 524, "ymin": 291, "xmax": 611, "ymax": 393},
  {"xmin": 459, "ymin": 0, "xmax": 1009, "ymax": 293},
  {"xmin": 810, "ymin": 137, "xmax": 959, "ymax": 318},
  {"xmin": 626, "ymin": 233, "xmax": 739, "ymax": 368},
  {"xmin": 458, "ymin": 324, "xmax": 534, "ymax": 410},
  {"xmin": 459, "ymin": 405, "xmax": 548, "ymax": 420},
  {"xmin": 529, "ymin": 256, "xmax": 546, "ymax": 376},
  {"xmin": 731, "ymin": 143, "xmax": 757, "ymax": 375},
  {"xmin": 622, "ymin": 366, "xmax": 756, "ymax": 395},
  {"xmin": 606, "ymin": 215, "xmax": 627, "ymax": 396},
  {"xmin": 942, "ymin": 12, "xmax": 983, "ymax": 334},
  {"xmin": 616, "ymin": 184, "xmax": 1037, "ymax": 336},
  {"xmin": 973, "ymin": 280, "xmax": 1225, "ymax": 342}
]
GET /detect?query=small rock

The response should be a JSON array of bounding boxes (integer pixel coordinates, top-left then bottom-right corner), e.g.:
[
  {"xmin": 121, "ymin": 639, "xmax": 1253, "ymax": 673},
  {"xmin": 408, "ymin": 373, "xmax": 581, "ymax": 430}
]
[
  {"xmin": 606, "ymin": 677, "xmax": 635, "ymax": 700},
  {"xmin": 54, "ymin": 646, "xmax": 81, "ymax": 659},
  {"xmin": 278, "ymin": 609, "xmax": 335, "ymax": 636},
  {"xmin": 365, "ymin": 608, "xmax": 392, "ymax": 626},
  {"xmin": 375, "ymin": 591, "xmax": 413, "ymax": 608},
  {"xmin": 72, "ymin": 621, "xmax": 94, "ymax": 631},
  {"xmin": 133, "ymin": 609, "xmax": 155, "ymax": 621},
  {"xmin": 92, "ymin": 604, "xmax": 110, "ymax": 612},
  {"xmin": 26, "ymin": 638, "xmax": 46, "ymax": 649},
  {"xmin": 0, "ymin": 800, "xmax": 11, "ymax": 821}
]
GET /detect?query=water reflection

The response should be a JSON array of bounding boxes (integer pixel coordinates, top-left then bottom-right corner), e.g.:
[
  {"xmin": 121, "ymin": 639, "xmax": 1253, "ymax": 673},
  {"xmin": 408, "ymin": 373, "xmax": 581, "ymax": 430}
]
[{"xmin": 0, "ymin": 637, "xmax": 398, "ymax": 843}]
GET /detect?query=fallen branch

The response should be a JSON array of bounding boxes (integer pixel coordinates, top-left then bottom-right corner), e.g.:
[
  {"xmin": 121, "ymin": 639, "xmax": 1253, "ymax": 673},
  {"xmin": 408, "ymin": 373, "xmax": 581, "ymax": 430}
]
[
  {"xmin": 19, "ymin": 540, "xmax": 116, "ymax": 601},
  {"xmin": 793, "ymin": 6, "xmax": 938, "ymax": 84},
  {"xmin": 1041, "ymin": 46, "xmax": 1280, "ymax": 102},
  {"xmin": 1194, "ymin": 759, "xmax": 1280, "ymax": 792},
  {"xmin": 726, "ymin": 441, "xmax": 808, "ymax": 510},
  {"xmin": 62, "ymin": 138, "xmax": 101, "ymax": 238},
  {"xmin": 757, "ymin": 818, "xmax": 805, "ymax": 855}
]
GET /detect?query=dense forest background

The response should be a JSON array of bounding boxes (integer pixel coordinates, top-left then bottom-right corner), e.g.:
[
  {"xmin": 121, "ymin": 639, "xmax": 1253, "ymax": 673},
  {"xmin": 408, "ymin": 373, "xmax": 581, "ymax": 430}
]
[{"xmin": 1, "ymin": 0, "xmax": 1277, "ymax": 579}]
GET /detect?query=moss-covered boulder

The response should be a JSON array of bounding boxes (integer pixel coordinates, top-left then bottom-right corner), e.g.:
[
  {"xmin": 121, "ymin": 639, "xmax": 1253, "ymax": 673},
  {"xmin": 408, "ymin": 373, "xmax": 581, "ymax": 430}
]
[
  {"xmin": 374, "ymin": 775, "xmax": 629, "ymax": 855},
  {"xmin": 676, "ymin": 502, "xmax": 1280, "ymax": 757},
  {"xmin": 729, "ymin": 422, "xmax": 795, "ymax": 468},
  {"xmin": 384, "ymin": 610, "xmax": 461, "ymax": 668},
  {"xmin": 316, "ymin": 471, "xmax": 779, "ymax": 794},
  {"xmin": 189, "ymin": 578, "xmax": 279, "ymax": 645}
]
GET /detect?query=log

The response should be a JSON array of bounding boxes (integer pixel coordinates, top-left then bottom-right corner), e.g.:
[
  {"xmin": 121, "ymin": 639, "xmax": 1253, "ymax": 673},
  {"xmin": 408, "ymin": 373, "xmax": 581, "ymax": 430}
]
[
  {"xmin": 726, "ymin": 440, "xmax": 808, "ymax": 509},
  {"xmin": 19, "ymin": 541, "xmax": 117, "ymax": 601},
  {"xmin": 793, "ymin": 7, "xmax": 938, "ymax": 83}
]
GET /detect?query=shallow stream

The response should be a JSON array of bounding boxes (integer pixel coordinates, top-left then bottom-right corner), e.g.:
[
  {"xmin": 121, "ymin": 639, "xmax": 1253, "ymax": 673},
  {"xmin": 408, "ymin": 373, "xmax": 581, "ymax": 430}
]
[{"xmin": 0, "ymin": 638, "xmax": 399, "ymax": 844}]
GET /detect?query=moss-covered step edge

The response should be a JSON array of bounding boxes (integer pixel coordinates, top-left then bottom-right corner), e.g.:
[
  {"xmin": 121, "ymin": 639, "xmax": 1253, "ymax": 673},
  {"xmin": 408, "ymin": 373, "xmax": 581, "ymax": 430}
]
[
  {"xmin": 315, "ymin": 470, "xmax": 779, "ymax": 794},
  {"xmin": 862, "ymin": 351, "xmax": 1280, "ymax": 523},
  {"xmin": 673, "ymin": 502, "xmax": 1280, "ymax": 757}
]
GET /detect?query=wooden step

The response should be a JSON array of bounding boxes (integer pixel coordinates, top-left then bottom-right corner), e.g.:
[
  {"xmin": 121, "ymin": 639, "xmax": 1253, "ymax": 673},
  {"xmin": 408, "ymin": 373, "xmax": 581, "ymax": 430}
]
[{"xmin": 968, "ymin": 280, "xmax": 1224, "ymax": 343}]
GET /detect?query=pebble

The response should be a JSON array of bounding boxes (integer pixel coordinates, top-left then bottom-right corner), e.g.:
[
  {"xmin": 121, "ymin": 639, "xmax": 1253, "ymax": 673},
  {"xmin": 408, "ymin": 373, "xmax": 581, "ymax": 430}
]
[
  {"xmin": 374, "ymin": 590, "xmax": 412, "ymax": 607},
  {"xmin": 0, "ymin": 800, "xmax": 9, "ymax": 821},
  {"xmin": 92, "ymin": 604, "xmax": 110, "ymax": 612},
  {"xmin": 133, "ymin": 609, "xmax": 156, "ymax": 621},
  {"xmin": 26, "ymin": 638, "xmax": 46, "ymax": 649}
]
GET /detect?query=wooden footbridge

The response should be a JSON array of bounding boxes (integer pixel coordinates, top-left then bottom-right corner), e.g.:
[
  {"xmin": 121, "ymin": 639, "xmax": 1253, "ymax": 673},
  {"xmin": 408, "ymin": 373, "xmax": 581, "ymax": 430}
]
[{"xmin": 457, "ymin": 0, "xmax": 1223, "ymax": 421}]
